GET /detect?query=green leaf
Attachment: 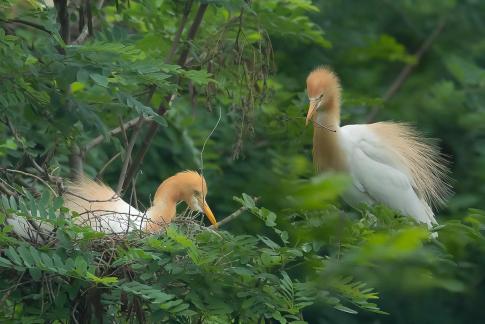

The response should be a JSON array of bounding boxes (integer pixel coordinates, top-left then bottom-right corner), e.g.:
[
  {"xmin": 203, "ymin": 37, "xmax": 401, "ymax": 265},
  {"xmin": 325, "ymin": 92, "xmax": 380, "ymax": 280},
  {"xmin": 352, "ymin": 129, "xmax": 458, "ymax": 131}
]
[{"xmin": 90, "ymin": 73, "xmax": 109, "ymax": 87}]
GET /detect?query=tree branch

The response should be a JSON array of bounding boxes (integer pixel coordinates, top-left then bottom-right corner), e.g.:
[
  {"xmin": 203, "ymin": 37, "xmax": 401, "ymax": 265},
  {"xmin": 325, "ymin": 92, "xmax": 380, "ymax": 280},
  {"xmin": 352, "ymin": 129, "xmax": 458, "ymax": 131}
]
[
  {"xmin": 366, "ymin": 16, "xmax": 447, "ymax": 122},
  {"xmin": 69, "ymin": 144, "xmax": 84, "ymax": 180},
  {"xmin": 54, "ymin": 0, "xmax": 70, "ymax": 43},
  {"xmin": 121, "ymin": 4, "xmax": 209, "ymax": 191},
  {"xmin": 71, "ymin": 0, "xmax": 105, "ymax": 45},
  {"xmin": 209, "ymin": 197, "xmax": 259, "ymax": 229},
  {"xmin": 116, "ymin": 116, "xmax": 144, "ymax": 194},
  {"xmin": 0, "ymin": 18, "xmax": 53, "ymax": 35},
  {"xmin": 85, "ymin": 116, "xmax": 150, "ymax": 151}
]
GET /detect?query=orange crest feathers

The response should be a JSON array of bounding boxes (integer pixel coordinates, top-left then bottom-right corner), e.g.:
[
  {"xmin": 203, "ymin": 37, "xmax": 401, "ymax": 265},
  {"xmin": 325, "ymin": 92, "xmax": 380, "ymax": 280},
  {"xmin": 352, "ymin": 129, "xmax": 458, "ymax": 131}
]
[{"xmin": 306, "ymin": 66, "xmax": 341, "ymax": 99}]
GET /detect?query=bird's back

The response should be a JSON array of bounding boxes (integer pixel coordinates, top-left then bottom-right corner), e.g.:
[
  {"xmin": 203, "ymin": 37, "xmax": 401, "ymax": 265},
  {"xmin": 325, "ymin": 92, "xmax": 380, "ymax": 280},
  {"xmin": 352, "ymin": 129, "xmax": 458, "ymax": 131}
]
[
  {"xmin": 64, "ymin": 177, "xmax": 146, "ymax": 234},
  {"xmin": 338, "ymin": 122, "xmax": 449, "ymax": 229}
]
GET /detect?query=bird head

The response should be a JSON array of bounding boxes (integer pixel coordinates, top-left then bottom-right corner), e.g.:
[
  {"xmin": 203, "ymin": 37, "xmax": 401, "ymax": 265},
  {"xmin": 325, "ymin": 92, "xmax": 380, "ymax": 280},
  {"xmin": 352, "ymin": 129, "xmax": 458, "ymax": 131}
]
[
  {"xmin": 305, "ymin": 67, "xmax": 341, "ymax": 126},
  {"xmin": 156, "ymin": 171, "xmax": 218, "ymax": 227}
]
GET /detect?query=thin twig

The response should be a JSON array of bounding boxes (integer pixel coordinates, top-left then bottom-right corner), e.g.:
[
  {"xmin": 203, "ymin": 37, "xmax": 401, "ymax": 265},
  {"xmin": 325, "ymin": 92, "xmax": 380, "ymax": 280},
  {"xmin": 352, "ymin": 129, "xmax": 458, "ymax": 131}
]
[
  {"xmin": 2, "ymin": 168, "xmax": 57, "ymax": 196},
  {"xmin": 85, "ymin": 116, "xmax": 150, "ymax": 151},
  {"xmin": 165, "ymin": 0, "xmax": 193, "ymax": 64},
  {"xmin": 122, "ymin": 4, "xmax": 209, "ymax": 191},
  {"xmin": 199, "ymin": 106, "xmax": 222, "ymax": 200},
  {"xmin": 116, "ymin": 116, "xmax": 144, "ymax": 194},
  {"xmin": 0, "ymin": 18, "xmax": 53, "ymax": 35},
  {"xmin": 118, "ymin": 116, "xmax": 129, "ymax": 147},
  {"xmin": 366, "ymin": 16, "xmax": 447, "ymax": 122},
  {"xmin": 95, "ymin": 152, "xmax": 121, "ymax": 180},
  {"xmin": 209, "ymin": 197, "xmax": 259, "ymax": 229},
  {"xmin": 0, "ymin": 181, "xmax": 16, "ymax": 196}
]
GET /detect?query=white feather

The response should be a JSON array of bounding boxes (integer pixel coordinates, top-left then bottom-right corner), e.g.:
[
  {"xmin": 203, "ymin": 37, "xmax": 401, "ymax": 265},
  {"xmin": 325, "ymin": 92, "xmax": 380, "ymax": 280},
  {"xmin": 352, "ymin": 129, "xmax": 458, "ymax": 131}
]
[{"xmin": 339, "ymin": 125, "xmax": 438, "ymax": 229}]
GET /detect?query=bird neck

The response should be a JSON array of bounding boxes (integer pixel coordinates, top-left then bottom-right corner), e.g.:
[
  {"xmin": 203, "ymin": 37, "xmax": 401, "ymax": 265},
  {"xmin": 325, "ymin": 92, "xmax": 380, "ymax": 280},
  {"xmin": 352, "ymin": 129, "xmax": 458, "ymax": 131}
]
[
  {"xmin": 312, "ymin": 97, "xmax": 347, "ymax": 172},
  {"xmin": 316, "ymin": 96, "xmax": 340, "ymax": 128},
  {"xmin": 145, "ymin": 183, "xmax": 181, "ymax": 233}
]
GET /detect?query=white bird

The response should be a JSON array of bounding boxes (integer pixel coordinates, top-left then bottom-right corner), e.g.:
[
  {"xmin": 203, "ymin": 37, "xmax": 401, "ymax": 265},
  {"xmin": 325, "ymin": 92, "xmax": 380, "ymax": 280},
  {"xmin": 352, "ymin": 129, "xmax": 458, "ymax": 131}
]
[
  {"xmin": 305, "ymin": 67, "xmax": 450, "ymax": 234},
  {"xmin": 7, "ymin": 170, "xmax": 217, "ymax": 242}
]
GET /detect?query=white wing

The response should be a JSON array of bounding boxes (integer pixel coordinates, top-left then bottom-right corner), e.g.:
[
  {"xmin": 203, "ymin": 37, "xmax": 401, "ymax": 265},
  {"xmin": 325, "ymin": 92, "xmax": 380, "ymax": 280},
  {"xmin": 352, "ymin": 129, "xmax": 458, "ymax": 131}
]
[{"xmin": 339, "ymin": 125, "xmax": 437, "ymax": 228}]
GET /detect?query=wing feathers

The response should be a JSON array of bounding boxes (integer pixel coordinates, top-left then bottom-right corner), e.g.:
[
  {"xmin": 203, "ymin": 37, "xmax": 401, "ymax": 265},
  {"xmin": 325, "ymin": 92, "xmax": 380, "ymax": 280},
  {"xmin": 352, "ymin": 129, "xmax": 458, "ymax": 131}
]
[{"xmin": 368, "ymin": 122, "xmax": 451, "ymax": 209}]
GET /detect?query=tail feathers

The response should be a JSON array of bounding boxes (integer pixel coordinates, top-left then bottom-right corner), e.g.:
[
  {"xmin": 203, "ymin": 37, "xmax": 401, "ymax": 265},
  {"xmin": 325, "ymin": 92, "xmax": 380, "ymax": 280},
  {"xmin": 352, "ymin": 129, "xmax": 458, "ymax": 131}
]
[{"xmin": 63, "ymin": 176, "xmax": 146, "ymax": 233}]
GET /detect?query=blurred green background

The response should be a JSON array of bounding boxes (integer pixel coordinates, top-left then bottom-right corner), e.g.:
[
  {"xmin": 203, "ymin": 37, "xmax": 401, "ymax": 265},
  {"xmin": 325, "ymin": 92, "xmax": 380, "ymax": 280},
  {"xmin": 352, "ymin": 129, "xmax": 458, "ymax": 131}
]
[{"xmin": 1, "ymin": 0, "xmax": 485, "ymax": 323}]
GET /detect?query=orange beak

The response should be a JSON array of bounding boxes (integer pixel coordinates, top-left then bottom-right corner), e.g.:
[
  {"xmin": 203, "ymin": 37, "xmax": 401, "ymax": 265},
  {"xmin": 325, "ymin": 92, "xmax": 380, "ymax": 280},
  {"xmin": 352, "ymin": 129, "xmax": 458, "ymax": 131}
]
[
  {"xmin": 305, "ymin": 101, "xmax": 318, "ymax": 126},
  {"xmin": 202, "ymin": 201, "xmax": 218, "ymax": 228}
]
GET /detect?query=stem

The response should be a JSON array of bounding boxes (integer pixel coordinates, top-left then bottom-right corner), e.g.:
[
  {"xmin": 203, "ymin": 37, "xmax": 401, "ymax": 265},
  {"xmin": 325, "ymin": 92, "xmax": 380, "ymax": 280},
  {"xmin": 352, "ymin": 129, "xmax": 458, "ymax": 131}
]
[
  {"xmin": 85, "ymin": 116, "xmax": 150, "ymax": 151},
  {"xmin": 71, "ymin": 0, "xmax": 105, "ymax": 45},
  {"xmin": 121, "ymin": 4, "xmax": 209, "ymax": 191},
  {"xmin": 209, "ymin": 197, "xmax": 259, "ymax": 229},
  {"xmin": 54, "ymin": 0, "xmax": 70, "ymax": 43},
  {"xmin": 0, "ymin": 18, "xmax": 53, "ymax": 35},
  {"xmin": 116, "ymin": 116, "xmax": 144, "ymax": 194},
  {"xmin": 366, "ymin": 16, "xmax": 447, "ymax": 122}
]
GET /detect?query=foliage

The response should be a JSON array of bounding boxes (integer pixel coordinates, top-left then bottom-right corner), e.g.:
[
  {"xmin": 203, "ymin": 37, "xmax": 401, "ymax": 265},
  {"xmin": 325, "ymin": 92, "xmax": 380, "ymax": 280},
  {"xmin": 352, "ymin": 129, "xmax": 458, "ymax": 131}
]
[{"xmin": 1, "ymin": 0, "xmax": 485, "ymax": 323}]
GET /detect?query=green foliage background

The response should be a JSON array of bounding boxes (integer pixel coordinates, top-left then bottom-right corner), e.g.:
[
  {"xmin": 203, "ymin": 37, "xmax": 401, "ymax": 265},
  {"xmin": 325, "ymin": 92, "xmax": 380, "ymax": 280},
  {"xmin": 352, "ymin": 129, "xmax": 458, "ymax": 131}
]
[{"xmin": 1, "ymin": 0, "xmax": 485, "ymax": 323}]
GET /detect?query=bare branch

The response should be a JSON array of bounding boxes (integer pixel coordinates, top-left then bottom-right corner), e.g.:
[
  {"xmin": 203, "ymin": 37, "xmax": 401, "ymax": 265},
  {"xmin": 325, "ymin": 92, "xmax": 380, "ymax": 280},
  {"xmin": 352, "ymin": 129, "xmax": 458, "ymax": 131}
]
[
  {"xmin": 116, "ymin": 116, "xmax": 144, "ymax": 194},
  {"xmin": 209, "ymin": 197, "xmax": 260, "ymax": 229},
  {"xmin": 0, "ymin": 18, "xmax": 53, "ymax": 35},
  {"xmin": 366, "ymin": 17, "xmax": 447, "ymax": 122},
  {"xmin": 85, "ymin": 116, "xmax": 150, "ymax": 151},
  {"xmin": 54, "ymin": 0, "xmax": 70, "ymax": 43},
  {"xmin": 96, "ymin": 152, "xmax": 121, "ymax": 180},
  {"xmin": 122, "ymin": 4, "xmax": 209, "ymax": 191},
  {"xmin": 0, "ymin": 181, "xmax": 16, "ymax": 197},
  {"xmin": 1, "ymin": 168, "xmax": 57, "ymax": 196},
  {"xmin": 69, "ymin": 144, "xmax": 84, "ymax": 180},
  {"xmin": 71, "ymin": 0, "xmax": 105, "ymax": 45},
  {"xmin": 165, "ymin": 0, "xmax": 193, "ymax": 64}
]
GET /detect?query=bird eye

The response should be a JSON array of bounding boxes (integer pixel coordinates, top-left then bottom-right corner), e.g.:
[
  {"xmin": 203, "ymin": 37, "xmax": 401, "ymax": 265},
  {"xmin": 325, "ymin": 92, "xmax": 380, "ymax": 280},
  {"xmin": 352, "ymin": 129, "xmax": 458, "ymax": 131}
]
[{"xmin": 193, "ymin": 191, "xmax": 201, "ymax": 197}]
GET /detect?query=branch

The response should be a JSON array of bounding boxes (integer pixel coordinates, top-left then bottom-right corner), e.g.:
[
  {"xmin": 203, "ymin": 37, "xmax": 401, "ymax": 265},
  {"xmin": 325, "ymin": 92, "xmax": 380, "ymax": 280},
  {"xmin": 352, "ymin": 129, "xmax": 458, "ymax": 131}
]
[
  {"xmin": 69, "ymin": 144, "xmax": 84, "ymax": 180},
  {"xmin": 0, "ymin": 18, "xmax": 53, "ymax": 35},
  {"xmin": 85, "ymin": 116, "xmax": 151, "ymax": 151},
  {"xmin": 71, "ymin": 0, "xmax": 105, "ymax": 45},
  {"xmin": 165, "ymin": 0, "xmax": 193, "ymax": 64},
  {"xmin": 1, "ymin": 168, "xmax": 57, "ymax": 196},
  {"xmin": 116, "ymin": 116, "xmax": 144, "ymax": 194},
  {"xmin": 366, "ymin": 16, "xmax": 447, "ymax": 122},
  {"xmin": 121, "ymin": 4, "xmax": 209, "ymax": 191},
  {"xmin": 176, "ymin": 4, "xmax": 209, "ymax": 66},
  {"xmin": 0, "ymin": 181, "xmax": 16, "ymax": 197},
  {"xmin": 95, "ymin": 152, "xmax": 121, "ymax": 180},
  {"xmin": 54, "ymin": 0, "xmax": 70, "ymax": 43},
  {"xmin": 209, "ymin": 197, "xmax": 260, "ymax": 229}
]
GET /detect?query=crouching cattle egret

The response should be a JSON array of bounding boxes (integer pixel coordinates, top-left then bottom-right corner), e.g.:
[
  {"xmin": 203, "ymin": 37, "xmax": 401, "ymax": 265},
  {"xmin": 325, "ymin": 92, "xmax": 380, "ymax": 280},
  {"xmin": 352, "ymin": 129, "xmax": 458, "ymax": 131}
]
[
  {"xmin": 8, "ymin": 170, "xmax": 217, "ymax": 241},
  {"xmin": 305, "ymin": 67, "xmax": 450, "ymax": 234}
]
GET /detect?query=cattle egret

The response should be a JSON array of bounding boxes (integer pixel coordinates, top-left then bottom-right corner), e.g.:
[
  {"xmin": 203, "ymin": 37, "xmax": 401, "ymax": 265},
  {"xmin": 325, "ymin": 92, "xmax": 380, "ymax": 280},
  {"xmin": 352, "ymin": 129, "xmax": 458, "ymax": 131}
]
[
  {"xmin": 8, "ymin": 170, "xmax": 217, "ymax": 240},
  {"xmin": 305, "ymin": 67, "xmax": 450, "ymax": 234}
]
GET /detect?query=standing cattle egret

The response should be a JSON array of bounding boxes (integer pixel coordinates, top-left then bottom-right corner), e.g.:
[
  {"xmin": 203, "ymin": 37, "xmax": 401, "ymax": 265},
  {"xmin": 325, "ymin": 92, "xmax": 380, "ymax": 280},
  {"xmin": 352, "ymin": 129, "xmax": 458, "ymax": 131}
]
[
  {"xmin": 305, "ymin": 67, "xmax": 450, "ymax": 233},
  {"xmin": 8, "ymin": 170, "xmax": 217, "ymax": 240}
]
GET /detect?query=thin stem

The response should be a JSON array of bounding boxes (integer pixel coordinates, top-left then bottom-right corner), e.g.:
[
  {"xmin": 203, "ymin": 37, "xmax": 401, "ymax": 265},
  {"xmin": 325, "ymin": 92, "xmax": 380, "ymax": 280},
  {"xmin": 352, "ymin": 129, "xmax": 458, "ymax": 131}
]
[
  {"xmin": 85, "ymin": 116, "xmax": 150, "ymax": 151},
  {"xmin": 1, "ymin": 168, "xmax": 57, "ymax": 196},
  {"xmin": 95, "ymin": 152, "xmax": 121, "ymax": 180},
  {"xmin": 122, "ymin": 4, "xmax": 209, "ymax": 191},
  {"xmin": 209, "ymin": 197, "xmax": 259, "ymax": 229},
  {"xmin": 366, "ymin": 16, "xmax": 447, "ymax": 122},
  {"xmin": 0, "ymin": 18, "xmax": 53, "ymax": 35},
  {"xmin": 116, "ymin": 116, "xmax": 144, "ymax": 194},
  {"xmin": 71, "ymin": 0, "xmax": 105, "ymax": 45}
]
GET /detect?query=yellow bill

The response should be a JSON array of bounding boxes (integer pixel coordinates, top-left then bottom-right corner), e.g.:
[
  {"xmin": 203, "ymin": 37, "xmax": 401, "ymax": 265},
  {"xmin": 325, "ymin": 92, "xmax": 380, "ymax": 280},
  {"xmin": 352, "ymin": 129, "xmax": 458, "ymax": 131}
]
[
  {"xmin": 203, "ymin": 201, "xmax": 218, "ymax": 228},
  {"xmin": 306, "ymin": 102, "xmax": 317, "ymax": 126}
]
